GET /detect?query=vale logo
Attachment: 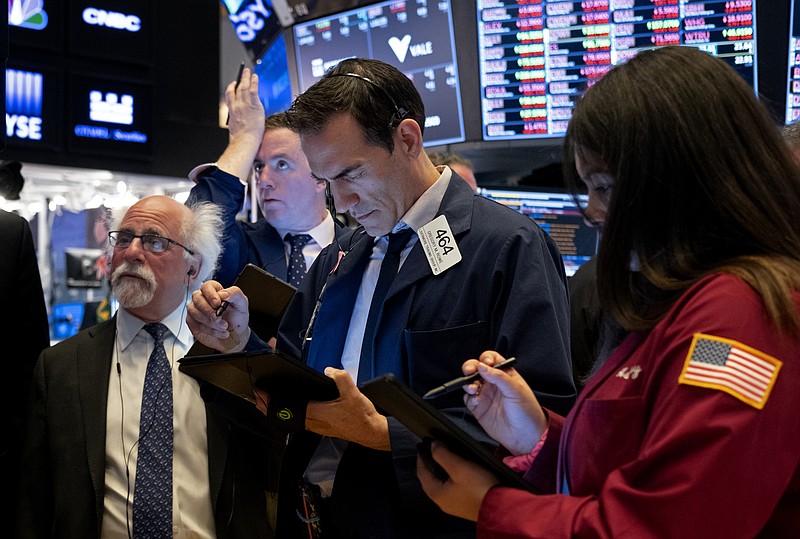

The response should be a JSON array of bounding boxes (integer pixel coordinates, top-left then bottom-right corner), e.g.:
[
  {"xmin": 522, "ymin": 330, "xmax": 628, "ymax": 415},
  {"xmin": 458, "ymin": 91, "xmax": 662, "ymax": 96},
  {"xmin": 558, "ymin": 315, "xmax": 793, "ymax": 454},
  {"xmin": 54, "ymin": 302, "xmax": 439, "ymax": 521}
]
[{"xmin": 388, "ymin": 34, "xmax": 434, "ymax": 63}]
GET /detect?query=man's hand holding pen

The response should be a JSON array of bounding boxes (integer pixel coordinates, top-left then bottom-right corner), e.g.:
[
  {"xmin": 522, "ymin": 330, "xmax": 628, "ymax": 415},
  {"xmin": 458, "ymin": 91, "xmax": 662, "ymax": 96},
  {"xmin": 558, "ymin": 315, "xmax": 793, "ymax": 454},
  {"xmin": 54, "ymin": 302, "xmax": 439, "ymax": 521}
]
[{"xmin": 186, "ymin": 280, "xmax": 252, "ymax": 353}]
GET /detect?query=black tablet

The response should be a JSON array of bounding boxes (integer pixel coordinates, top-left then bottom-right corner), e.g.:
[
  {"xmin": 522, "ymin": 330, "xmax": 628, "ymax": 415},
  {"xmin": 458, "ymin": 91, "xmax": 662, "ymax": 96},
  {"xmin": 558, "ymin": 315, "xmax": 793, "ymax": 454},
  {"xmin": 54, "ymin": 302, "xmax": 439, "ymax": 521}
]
[
  {"xmin": 178, "ymin": 348, "xmax": 338, "ymax": 405},
  {"xmin": 359, "ymin": 374, "xmax": 534, "ymax": 492},
  {"xmin": 234, "ymin": 264, "xmax": 296, "ymax": 340},
  {"xmin": 185, "ymin": 263, "xmax": 296, "ymax": 357}
]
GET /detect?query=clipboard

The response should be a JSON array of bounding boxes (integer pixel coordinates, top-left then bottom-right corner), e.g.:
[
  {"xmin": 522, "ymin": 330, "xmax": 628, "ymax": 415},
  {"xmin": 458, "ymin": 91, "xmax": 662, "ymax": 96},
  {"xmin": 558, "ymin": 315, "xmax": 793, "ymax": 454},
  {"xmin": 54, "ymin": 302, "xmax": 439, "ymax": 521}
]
[
  {"xmin": 359, "ymin": 374, "xmax": 534, "ymax": 492},
  {"xmin": 178, "ymin": 348, "xmax": 339, "ymax": 405},
  {"xmin": 185, "ymin": 263, "xmax": 296, "ymax": 357}
]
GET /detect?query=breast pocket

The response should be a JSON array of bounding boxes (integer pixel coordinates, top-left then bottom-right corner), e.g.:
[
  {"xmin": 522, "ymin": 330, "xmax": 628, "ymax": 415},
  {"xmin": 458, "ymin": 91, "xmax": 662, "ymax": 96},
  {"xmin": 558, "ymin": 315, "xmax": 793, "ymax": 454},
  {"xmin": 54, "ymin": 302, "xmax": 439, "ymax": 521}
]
[{"xmin": 403, "ymin": 321, "xmax": 489, "ymax": 403}]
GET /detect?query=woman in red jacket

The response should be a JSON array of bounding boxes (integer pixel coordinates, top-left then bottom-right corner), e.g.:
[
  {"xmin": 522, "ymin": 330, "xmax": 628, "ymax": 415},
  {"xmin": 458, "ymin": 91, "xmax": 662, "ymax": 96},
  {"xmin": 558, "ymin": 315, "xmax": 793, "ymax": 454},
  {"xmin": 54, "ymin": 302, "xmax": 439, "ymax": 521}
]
[{"xmin": 418, "ymin": 45, "xmax": 800, "ymax": 538}]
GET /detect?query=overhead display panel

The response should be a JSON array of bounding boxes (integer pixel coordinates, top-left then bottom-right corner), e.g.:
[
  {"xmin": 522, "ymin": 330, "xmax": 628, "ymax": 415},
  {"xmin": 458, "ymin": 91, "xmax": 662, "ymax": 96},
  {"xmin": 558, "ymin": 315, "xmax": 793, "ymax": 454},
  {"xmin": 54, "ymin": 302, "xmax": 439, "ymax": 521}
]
[
  {"xmin": 254, "ymin": 34, "xmax": 295, "ymax": 116},
  {"xmin": 5, "ymin": 63, "xmax": 63, "ymax": 150},
  {"xmin": 292, "ymin": 0, "xmax": 465, "ymax": 147},
  {"xmin": 478, "ymin": 0, "xmax": 758, "ymax": 141},
  {"xmin": 222, "ymin": 0, "xmax": 286, "ymax": 62},
  {"xmin": 68, "ymin": 72, "xmax": 153, "ymax": 159},
  {"xmin": 8, "ymin": 0, "xmax": 63, "ymax": 51},
  {"xmin": 67, "ymin": 0, "xmax": 152, "ymax": 65}
]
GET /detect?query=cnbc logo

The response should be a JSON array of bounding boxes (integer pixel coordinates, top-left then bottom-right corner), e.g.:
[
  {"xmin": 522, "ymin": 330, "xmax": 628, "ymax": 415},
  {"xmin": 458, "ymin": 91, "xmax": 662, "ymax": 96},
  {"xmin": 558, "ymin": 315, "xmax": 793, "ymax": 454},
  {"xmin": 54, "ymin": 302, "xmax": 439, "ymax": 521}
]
[{"xmin": 6, "ymin": 69, "xmax": 44, "ymax": 141}]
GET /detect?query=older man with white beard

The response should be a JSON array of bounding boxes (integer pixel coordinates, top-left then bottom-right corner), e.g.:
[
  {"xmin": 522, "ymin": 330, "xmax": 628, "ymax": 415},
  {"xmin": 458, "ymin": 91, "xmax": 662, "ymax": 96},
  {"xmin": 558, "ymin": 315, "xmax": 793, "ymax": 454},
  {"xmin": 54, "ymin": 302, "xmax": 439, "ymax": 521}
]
[{"xmin": 14, "ymin": 195, "xmax": 274, "ymax": 539}]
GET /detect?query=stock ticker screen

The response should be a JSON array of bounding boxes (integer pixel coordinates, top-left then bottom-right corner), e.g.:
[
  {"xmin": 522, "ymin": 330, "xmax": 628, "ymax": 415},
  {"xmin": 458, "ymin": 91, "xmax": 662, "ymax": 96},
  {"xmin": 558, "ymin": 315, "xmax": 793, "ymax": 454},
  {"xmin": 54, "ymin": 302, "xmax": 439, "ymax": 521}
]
[
  {"xmin": 786, "ymin": 0, "xmax": 800, "ymax": 123},
  {"xmin": 478, "ymin": 0, "xmax": 758, "ymax": 141},
  {"xmin": 292, "ymin": 0, "xmax": 465, "ymax": 147},
  {"xmin": 478, "ymin": 187, "xmax": 598, "ymax": 277}
]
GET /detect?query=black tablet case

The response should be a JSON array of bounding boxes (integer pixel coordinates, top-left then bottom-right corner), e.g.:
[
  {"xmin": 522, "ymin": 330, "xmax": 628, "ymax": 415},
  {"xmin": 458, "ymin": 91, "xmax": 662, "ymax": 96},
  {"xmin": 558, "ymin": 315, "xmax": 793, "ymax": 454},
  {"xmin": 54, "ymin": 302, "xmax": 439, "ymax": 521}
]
[
  {"xmin": 185, "ymin": 263, "xmax": 296, "ymax": 357},
  {"xmin": 178, "ymin": 348, "xmax": 338, "ymax": 404},
  {"xmin": 359, "ymin": 373, "xmax": 534, "ymax": 492}
]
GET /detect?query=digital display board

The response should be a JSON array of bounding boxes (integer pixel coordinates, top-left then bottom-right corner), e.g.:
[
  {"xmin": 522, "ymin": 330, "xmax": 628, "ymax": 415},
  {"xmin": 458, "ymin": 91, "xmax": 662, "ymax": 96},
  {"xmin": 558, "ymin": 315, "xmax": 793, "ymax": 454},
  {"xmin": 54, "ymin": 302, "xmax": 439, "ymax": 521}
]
[
  {"xmin": 8, "ymin": 0, "xmax": 63, "ymax": 51},
  {"xmin": 479, "ymin": 0, "xmax": 758, "ymax": 140},
  {"xmin": 223, "ymin": 0, "xmax": 286, "ymax": 62},
  {"xmin": 292, "ymin": 0, "xmax": 465, "ymax": 147},
  {"xmin": 787, "ymin": 0, "xmax": 800, "ymax": 123},
  {"xmin": 67, "ymin": 0, "xmax": 152, "ymax": 65},
  {"xmin": 478, "ymin": 186, "xmax": 598, "ymax": 276},
  {"xmin": 5, "ymin": 63, "xmax": 63, "ymax": 150},
  {"xmin": 68, "ymin": 73, "xmax": 153, "ymax": 159},
  {"xmin": 254, "ymin": 33, "xmax": 295, "ymax": 116}
]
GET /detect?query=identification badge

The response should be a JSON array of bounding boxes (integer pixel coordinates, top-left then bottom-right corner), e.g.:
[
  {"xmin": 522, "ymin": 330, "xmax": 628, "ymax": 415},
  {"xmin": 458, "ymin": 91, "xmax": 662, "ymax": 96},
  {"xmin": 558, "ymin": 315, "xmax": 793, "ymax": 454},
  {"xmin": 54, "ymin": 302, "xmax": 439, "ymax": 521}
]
[{"xmin": 417, "ymin": 215, "xmax": 462, "ymax": 275}]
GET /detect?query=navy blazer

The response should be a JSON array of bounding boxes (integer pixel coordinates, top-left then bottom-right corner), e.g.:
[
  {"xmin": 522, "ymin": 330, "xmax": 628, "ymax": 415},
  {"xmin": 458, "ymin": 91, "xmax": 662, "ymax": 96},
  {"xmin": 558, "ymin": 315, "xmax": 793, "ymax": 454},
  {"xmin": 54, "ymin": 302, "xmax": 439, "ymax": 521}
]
[
  {"xmin": 274, "ymin": 176, "xmax": 576, "ymax": 538},
  {"xmin": 14, "ymin": 318, "xmax": 272, "ymax": 538}
]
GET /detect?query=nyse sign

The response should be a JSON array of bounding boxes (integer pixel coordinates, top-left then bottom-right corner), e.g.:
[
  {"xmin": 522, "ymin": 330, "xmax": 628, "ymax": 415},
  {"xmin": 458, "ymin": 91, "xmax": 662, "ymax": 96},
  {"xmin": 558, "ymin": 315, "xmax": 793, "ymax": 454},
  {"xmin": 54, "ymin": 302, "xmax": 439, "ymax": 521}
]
[{"xmin": 6, "ymin": 69, "xmax": 44, "ymax": 141}]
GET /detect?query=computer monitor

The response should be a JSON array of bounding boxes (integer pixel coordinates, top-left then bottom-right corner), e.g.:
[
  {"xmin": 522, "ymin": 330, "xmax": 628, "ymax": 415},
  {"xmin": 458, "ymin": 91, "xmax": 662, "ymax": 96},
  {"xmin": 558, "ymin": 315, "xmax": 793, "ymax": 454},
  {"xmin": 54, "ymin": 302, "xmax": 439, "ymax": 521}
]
[
  {"xmin": 65, "ymin": 247, "xmax": 105, "ymax": 288},
  {"xmin": 477, "ymin": 186, "xmax": 598, "ymax": 277},
  {"xmin": 221, "ymin": 0, "xmax": 285, "ymax": 62},
  {"xmin": 254, "ymin": 33, "xmax": 294, "ymax": 116},
  {"xmin": 290, "ymin": 0, "xmax": 465, "ymax": 147},
  {"xmin": 787, "ymin": 0, "xmax": 800, "ymax": 123},
  {"xmin": 478, "ymin": 1, "xmax": 759, "ymax": 141},
  {"xmin": 51, "ymin": 302, "xmax": 85, "ymax": 341}
]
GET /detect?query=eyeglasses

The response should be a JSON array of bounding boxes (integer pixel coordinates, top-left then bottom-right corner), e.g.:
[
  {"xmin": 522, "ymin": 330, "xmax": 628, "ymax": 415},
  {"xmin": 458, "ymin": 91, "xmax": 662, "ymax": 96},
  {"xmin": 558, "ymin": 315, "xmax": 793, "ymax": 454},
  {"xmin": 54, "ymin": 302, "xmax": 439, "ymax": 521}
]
[{"xmin": 108, "ymin": 231, "xmax": 195, "ymax": 255}]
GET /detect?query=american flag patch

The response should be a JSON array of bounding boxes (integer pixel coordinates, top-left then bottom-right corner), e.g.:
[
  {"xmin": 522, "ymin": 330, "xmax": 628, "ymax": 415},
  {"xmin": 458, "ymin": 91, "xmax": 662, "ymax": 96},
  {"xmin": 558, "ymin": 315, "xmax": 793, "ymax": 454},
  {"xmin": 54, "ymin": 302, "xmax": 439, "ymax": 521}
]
[{"xmin": 678, "ymin": 333, "xmax": 782, "ymax": 409}]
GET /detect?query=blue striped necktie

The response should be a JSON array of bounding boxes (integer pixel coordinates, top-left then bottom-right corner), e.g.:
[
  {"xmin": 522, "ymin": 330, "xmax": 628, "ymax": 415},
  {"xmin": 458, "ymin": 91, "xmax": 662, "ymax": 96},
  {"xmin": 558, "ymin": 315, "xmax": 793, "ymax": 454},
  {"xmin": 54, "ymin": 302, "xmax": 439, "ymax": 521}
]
[{"xmin": 133, "ymin": 322, "xmax": 173, "ymax": 538}]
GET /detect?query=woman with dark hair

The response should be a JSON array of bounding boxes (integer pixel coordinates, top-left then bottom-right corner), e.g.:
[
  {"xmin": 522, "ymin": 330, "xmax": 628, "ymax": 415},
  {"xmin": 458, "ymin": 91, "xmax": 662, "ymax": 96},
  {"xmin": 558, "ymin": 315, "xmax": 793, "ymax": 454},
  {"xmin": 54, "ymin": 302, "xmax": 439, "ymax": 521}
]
[{"xmin": 417, "ymin": 46, "xmax": 800, "ymax": 538}]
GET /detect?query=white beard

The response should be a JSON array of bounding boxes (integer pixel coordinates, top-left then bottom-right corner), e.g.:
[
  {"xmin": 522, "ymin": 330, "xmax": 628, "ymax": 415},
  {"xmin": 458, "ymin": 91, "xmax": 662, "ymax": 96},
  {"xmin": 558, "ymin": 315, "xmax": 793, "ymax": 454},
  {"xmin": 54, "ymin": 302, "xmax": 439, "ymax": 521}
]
[{"xmin": 111, "ymin": 262, "xmax": 157, "ymax": 309}]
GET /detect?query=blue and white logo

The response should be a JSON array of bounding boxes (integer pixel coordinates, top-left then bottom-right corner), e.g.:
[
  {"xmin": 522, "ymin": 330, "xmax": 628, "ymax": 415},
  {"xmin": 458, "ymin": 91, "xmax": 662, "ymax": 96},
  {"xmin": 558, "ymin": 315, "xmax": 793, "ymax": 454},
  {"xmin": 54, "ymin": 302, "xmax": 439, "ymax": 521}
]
[
  {"xmin": 89, "ymin": 91, "xmax": 134, "ymax": 125},
  {"xmin": 82, "ymin": 8, "xmax": 141, "ymax": 32},
  {"xmin": 6, "ymin": 69, "xmax": 44, "ymax": 141}
]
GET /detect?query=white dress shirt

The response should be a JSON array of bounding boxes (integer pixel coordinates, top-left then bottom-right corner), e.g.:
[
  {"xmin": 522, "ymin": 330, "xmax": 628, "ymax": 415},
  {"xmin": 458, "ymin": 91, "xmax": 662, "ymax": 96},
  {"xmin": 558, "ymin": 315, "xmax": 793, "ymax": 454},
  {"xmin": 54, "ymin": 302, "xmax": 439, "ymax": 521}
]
[
  {"xmin": 275, "ymin": 210, "xmax": 337, "ymax": 271},
  {"xmin": 102, "ymin": 303, "xmax": 216, "ymax": 538}
]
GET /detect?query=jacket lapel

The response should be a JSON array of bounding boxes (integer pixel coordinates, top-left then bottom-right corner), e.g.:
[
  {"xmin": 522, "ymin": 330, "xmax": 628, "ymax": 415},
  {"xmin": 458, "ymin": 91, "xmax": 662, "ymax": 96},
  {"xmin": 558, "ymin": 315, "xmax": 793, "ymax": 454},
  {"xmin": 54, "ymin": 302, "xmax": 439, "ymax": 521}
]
[
  {"xmin": 253, "ymin": 221, "xmax": 288, "ymax": 279},
  {"xmin": 387, "ymin": 178, "xmax": 475, "ymax": 300},
  {"xmin": 305, "ymin": 235, "xmax": 375, "ymax": 373},
  {"xmin": 77, "ymin": 318, "xmax": 117, "ymax": 513}
]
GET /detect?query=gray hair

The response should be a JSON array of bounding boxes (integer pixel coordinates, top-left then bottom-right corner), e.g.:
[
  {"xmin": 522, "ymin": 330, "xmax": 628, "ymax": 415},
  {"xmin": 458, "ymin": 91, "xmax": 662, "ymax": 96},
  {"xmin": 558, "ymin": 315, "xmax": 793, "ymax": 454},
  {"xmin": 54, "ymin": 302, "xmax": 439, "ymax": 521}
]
[
  {"xmin": 181, "ymin": 200, "xmax": 223, "ymax": 286},
  {"xmin": 107, "ymin": 198, "xmax": 223, "ymax": 290}
]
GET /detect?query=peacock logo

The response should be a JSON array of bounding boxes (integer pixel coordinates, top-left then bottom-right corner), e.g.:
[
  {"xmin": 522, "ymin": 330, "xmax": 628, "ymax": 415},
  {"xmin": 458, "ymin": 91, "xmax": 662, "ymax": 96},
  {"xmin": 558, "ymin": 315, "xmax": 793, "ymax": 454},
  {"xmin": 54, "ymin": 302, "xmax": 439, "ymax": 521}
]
[{"xmin": 8, "ymin": 0, "xmax": 49, "ymax": 31}]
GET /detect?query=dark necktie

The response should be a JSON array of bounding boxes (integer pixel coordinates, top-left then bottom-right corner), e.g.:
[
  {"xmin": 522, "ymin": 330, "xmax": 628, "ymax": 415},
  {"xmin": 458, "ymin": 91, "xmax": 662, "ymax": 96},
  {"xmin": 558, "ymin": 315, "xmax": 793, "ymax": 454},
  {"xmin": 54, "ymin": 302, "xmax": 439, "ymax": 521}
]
[
  {"xmin": 286, "ymin": 233, "xmax": 313, "ymax": 287},
  {"xmin": 358, "ymin": 228, "xmax": 414, "ymax": 384},
  {"xmin": 133, "ymin": 322, "xmax": 173, "ymax": 539}
]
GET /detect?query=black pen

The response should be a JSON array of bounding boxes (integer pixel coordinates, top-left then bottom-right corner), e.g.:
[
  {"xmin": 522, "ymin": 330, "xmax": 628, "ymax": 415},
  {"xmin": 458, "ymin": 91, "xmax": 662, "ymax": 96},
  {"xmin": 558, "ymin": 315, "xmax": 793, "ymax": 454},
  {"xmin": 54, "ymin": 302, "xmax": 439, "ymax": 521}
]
[
  {"xmin": 225, "ymin": 61, "xmax": 246, "ymax": 126},
  {"xmin": 215, "ymin": 301, "xmax": 230, "ymax": 317},
  {"xmin": 422, "ymin": 357, "xmax": 517, "ymax": 400}
]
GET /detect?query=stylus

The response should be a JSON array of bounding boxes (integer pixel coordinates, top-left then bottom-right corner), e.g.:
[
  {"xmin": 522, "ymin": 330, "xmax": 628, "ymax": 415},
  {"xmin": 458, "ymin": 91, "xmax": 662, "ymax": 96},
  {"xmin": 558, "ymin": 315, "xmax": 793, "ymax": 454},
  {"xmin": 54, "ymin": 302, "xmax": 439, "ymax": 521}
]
[
  {"xmin": 422, "ymin": 357, "xmax": 517, "ymax": 400},
  {"xmin": 225, "ymin": 61, "xmax": 246, "ymax": 126}
]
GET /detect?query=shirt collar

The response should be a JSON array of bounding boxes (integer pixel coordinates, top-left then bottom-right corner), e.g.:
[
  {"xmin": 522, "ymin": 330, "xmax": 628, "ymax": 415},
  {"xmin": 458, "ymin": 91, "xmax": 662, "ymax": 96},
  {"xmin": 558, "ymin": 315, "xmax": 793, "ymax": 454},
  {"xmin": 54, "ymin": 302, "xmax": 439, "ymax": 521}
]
[
  {"xmin": 391, "ymin": 166, "xmax": 451, "ymax": 235},
  {"xmin": 116, "ymin": 302, "xmax": 194, "ymax": 352},
  {"xmin": 275, "ymin": 210, "xmax": 335, "ymax": 247}
]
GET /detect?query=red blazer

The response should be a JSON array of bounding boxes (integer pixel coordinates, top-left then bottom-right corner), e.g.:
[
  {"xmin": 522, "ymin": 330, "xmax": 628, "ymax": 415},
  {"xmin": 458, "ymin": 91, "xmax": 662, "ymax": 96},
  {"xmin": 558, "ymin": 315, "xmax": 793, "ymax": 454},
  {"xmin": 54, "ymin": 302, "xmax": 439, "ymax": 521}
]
[{"xmin": 479, "ymin": 273, "xmax": 800, "ymax": 538}]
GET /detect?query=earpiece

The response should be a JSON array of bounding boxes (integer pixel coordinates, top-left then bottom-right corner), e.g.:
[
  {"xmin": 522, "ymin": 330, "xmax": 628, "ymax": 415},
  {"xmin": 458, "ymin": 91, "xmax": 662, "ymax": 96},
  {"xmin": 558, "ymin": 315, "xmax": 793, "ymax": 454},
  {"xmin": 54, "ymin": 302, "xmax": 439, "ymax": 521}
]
[{"xmin": 187, "ymin": 266, "xmax": 195, "ymax": 277}]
